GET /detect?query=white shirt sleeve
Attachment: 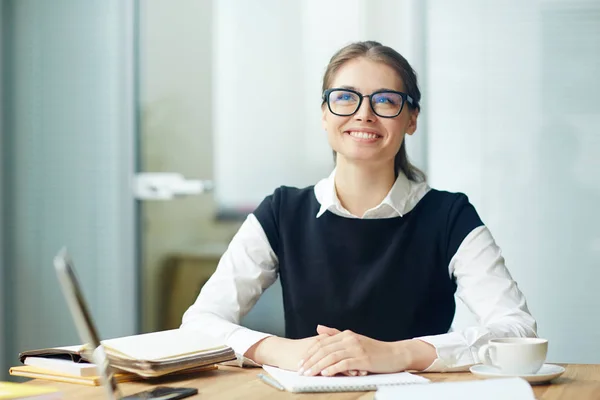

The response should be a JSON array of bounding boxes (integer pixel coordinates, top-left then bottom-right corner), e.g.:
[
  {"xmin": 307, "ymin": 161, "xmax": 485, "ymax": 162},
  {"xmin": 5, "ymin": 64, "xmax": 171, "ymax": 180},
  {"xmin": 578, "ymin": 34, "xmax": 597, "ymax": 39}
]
[
  {"xmin": 416, "ymin": 225, "xmax": 538, "ymax": 372},
  {"xmin": 180, "ymin": 213, "xmax": 278, "ymax": 364}
]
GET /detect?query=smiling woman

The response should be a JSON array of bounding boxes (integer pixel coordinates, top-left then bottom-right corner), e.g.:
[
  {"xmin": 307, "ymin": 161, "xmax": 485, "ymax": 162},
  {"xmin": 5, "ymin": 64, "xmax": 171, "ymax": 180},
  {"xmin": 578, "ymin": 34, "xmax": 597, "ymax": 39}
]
[
  {"xmin": 181, "ymin": 41, "xmax": 537, "ymax": 377},
  {"xmin": 321, "ymin": 43, "xmax": 425, "ymax": 189}
]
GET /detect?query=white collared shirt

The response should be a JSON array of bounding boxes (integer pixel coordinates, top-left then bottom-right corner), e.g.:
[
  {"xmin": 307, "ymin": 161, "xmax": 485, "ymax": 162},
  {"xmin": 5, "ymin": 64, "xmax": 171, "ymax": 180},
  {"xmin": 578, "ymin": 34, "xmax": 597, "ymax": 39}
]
[{"xmin": 181, "ymin": 170, "xmax": 537, "ymax": 372}]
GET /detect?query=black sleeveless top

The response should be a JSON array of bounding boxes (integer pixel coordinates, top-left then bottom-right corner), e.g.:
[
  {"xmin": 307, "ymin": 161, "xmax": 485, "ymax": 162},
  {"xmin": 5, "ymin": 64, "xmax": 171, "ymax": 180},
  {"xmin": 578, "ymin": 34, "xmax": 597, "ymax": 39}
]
[{"xmin": 253, "ymin": 186, "xmax": 483, "ymax": 341}]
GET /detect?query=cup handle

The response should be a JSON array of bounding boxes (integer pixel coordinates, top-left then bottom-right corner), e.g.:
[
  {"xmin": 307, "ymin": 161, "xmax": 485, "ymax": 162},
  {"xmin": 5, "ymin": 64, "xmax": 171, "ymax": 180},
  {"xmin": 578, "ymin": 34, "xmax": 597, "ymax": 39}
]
[{"xmin": 478, "ymin": 344, "xmax": 496, "ymax": 366}]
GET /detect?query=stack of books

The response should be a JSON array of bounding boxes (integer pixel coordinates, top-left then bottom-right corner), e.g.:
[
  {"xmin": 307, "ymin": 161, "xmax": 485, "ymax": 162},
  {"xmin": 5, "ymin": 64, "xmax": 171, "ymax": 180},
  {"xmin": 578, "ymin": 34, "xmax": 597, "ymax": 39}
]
[{"xmin": 10, "ymin": 329, "xmax": 235, "ymax": 386}]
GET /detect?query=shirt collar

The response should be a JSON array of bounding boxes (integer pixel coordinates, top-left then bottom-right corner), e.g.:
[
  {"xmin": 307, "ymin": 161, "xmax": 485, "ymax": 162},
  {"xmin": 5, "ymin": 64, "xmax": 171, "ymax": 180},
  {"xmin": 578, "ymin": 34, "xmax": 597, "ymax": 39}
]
[
  {"xmin": 314, "ymin": 168, "xmax": 421, "ymax": 219},
  {"xmin": 315, "ymin": 169, "xmax": 342, "ymax": 218}
]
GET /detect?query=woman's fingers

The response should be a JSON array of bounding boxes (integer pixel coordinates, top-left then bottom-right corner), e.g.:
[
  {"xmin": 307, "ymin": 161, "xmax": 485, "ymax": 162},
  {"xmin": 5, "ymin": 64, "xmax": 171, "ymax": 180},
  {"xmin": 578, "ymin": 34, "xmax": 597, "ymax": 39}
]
[
  {"xmin": 299, "ymin": 328, "xmax": 370, "ymax": 376},
  {"xmin": 316, "ymin": 324, "xmax": 341, "ymax": 336},
  {"xmin": 322, "ymin": 359, "xmax": 367, "ymax": 377},
  {"xmin": 301, "ymin": 349, "xmax": 354, "ymax": 376},
  {"xmin": 299, "ymin": 340, "xmax": 347, "ymax": 375},
  {"xmin": 294, "ymin": 334, "xmax": 331, "ymax": 371},
  {"xmin": 302, "ymin": 333, "xmax": 343, "ymax": 366}
]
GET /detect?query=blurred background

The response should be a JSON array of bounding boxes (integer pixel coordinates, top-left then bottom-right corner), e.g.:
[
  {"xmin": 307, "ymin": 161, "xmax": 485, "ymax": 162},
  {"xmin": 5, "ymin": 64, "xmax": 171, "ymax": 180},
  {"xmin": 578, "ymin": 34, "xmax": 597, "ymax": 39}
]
[{"xmin": 1, "ymin": 0, "xmax": 599, "ymax": 380}]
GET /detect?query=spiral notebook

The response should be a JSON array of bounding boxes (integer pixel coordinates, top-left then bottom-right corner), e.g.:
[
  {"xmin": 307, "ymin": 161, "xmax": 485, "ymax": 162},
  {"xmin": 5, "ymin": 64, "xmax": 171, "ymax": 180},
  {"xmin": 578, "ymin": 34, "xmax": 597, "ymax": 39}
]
[{"xmin": 262, "ymin": 365, "xmax": 429, "ymax": 393}]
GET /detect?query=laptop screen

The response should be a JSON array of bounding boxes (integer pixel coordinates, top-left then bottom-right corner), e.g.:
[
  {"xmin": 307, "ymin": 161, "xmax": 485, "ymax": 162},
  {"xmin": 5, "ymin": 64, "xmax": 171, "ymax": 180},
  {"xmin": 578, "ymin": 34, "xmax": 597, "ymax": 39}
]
[{"xmin": 54, "ymin": 247, "xmax": 122, "ymax": 400}]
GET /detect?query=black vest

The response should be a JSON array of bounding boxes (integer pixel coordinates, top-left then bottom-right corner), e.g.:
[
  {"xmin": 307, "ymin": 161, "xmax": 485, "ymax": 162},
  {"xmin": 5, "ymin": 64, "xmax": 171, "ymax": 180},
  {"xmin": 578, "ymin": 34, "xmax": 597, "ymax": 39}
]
[{"xmin": 253, "ymin": 186, "xmax": 483, "ymax": 341}]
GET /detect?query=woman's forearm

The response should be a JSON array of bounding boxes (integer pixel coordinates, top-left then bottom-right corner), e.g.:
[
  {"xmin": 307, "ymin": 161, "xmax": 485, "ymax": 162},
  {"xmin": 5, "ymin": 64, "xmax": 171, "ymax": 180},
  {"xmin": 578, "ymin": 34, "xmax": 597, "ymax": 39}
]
[
  {"xmin": 244, "ymin": 336, "xmax": 286, "ymax": 366},
  {"xmin": 395, "ymin": 339, "xmax": 437, "ymax": 371}
]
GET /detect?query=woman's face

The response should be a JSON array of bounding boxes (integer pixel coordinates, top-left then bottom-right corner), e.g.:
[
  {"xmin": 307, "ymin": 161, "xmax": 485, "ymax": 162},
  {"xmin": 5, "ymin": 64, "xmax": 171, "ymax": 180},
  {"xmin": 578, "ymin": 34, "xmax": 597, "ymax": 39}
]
[{"xmin": 322, "ymin": 57, "xmax": 418, "ymax": 169}]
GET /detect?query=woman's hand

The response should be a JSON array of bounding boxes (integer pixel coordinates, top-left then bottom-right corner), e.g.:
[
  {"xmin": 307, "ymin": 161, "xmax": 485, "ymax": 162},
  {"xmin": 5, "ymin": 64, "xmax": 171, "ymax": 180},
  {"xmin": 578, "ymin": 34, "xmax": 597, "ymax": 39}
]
[
  {"xmin": 245, "ymin": 335, "xmax": 329, "ymax": 372},
  {"xmin": 312, "ymin": 325, "xmax": 368, "ymax": 376},
  {"xmin": 298, "ymin": 325, "xmax": 437, "ymax": 376}
]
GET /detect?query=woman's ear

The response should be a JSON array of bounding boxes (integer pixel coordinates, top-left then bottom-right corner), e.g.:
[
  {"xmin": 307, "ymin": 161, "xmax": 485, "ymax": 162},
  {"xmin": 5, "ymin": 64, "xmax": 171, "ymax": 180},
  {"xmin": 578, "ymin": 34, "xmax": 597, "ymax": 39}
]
[
  {"xmin": 405, "ymin": 109, "xmax": 419, "ymax": 135},
  {"xmin": 321, "ymin": 105, "xmax": 328, "ymax": 131}
]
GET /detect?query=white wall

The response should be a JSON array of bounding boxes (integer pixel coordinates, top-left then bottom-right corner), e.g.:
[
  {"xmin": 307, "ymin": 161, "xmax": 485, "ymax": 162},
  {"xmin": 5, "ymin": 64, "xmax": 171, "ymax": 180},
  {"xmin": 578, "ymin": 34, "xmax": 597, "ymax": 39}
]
[
  {"xmin": 428, "ymin": 0, "xmax": 600, "ymax": 363},
  {"xmin": 3, "ymin": 0, "xmax": 137, "ymax": 371}
]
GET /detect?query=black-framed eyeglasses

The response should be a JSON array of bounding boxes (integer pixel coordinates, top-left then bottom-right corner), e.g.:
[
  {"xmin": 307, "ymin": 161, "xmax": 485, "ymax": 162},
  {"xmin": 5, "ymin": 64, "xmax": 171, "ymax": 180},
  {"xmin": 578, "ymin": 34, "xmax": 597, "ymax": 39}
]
[{"xmin": 322, "ymin": 88, "xmax": 417, "ymax": 118}]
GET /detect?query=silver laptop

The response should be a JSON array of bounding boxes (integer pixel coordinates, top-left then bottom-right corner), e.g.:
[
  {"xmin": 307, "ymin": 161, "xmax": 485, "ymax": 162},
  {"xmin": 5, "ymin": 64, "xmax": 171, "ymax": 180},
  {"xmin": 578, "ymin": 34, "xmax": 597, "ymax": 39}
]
[{"xmin": 53, "ymin": 247, "xmax": 197, "ymax": 400}]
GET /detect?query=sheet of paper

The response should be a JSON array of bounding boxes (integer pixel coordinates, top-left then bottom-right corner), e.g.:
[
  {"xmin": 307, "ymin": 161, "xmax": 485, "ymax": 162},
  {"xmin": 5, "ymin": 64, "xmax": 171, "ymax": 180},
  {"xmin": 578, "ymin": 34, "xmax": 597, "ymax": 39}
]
[
  {"xmin": 101, "ymin": 329, "xmax": 227, "ymax": 361},
  {"xmin": 375, "ymin": 377, "xmax": 535, "ymax": 400}
]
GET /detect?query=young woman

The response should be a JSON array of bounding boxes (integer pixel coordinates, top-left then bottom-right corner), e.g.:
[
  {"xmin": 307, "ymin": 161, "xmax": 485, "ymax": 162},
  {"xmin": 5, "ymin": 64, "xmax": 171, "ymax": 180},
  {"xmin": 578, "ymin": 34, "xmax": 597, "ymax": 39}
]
[{"xmin": 181, "ymin": 41, "xmax": 536, "ymax": 377}]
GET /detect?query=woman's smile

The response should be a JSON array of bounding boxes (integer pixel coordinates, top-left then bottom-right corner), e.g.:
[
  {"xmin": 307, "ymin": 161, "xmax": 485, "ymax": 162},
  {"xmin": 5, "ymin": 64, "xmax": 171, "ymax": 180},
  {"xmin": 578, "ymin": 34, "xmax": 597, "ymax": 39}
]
[{"xmin": 345, "ymin": 129, "xmax": 383, "ymax": 143}]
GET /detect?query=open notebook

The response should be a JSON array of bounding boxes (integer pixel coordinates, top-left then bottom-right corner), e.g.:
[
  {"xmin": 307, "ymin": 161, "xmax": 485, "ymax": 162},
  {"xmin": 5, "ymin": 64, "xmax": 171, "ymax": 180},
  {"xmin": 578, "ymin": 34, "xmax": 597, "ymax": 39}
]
[
  {"xmin": 18, "ymin": 329, "xmax": 235, "ymax": 378},
  {"xmin": 262, "ymin": 365, "xmax": 429, "ymax": 393}
]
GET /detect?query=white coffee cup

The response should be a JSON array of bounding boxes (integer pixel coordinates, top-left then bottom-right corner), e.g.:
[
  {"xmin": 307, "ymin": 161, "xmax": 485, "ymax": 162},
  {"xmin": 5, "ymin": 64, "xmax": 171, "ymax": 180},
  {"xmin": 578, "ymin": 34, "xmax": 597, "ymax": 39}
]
[{"xmin": 478, "ymin": 338, "xmax": 548, "ymax": 375}]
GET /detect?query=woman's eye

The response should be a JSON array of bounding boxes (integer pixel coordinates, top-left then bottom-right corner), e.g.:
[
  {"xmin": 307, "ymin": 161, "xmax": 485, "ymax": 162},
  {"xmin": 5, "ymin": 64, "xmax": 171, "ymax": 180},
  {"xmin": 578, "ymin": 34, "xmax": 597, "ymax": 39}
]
[{"xmin": 375, "ymin": 96, "xmax": 396, "ymax": 105}]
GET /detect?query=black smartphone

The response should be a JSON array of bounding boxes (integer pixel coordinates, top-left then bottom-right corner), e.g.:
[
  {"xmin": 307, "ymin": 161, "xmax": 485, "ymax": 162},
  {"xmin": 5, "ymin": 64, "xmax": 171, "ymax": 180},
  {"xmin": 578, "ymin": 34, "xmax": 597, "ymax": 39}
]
[{"xmin": 122, "ymin": 386, "xmax": 198, "ymax": 400}]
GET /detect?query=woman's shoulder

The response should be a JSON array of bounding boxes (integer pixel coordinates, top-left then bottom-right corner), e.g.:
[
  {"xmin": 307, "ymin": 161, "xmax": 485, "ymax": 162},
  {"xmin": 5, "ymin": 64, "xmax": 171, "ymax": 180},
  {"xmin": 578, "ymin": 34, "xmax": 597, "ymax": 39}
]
[
  {"xmin": 255, "ymin": 185, "xmax": 317, "ymax": 212},
  {"xmin": 273, "ymin": 184, "xmax": 316, "ymax": 196},
  {"xmin": 424, "ymin": 188, "xmax": 472, "ymax": 205},
  {"xmin": 264, "ymin": 185, "xmax": 316, "ymax": 202},
  {"xmin": 414, "ymin": 187, "xmax": 481, "ymax": 220},
  {"xmin": 421, "ymin": 187, "xmax": 483, "ymax": 228}
]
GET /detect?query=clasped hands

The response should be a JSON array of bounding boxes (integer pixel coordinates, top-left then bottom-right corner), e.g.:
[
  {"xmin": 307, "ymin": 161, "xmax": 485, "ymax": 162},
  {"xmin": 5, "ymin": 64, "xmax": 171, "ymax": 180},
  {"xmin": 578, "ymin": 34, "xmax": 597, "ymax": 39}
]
[
  {"xmin": 246, "ymin": 324, "xmax": 436, "ymax": 377},
  {"xmin": 297, "ymin": 324, "xmax": 413, "ymax": 377}
]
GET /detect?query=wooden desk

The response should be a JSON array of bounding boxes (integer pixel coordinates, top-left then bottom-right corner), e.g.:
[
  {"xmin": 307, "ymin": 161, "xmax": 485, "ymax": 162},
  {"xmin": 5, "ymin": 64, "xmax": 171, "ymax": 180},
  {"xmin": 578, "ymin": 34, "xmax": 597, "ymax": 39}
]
[{"xmin": 24, "ymin": 364, "xmax": 600, "ymax": 399}]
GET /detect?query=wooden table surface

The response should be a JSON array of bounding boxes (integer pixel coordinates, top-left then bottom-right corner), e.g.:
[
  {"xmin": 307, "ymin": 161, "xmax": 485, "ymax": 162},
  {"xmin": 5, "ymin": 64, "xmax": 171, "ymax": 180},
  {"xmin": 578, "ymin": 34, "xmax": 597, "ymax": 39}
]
[{"xmin": 24, "ymin": 364, "xmax": 600, "ymax": 399}]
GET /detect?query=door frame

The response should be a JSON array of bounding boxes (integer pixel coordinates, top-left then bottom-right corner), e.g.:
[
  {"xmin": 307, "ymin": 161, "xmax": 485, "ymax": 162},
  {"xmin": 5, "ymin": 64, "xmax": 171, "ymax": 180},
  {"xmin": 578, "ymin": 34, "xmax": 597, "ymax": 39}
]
[{"xmin": 0, "ymin": 0, "xmax": 6, "ymax": 380}]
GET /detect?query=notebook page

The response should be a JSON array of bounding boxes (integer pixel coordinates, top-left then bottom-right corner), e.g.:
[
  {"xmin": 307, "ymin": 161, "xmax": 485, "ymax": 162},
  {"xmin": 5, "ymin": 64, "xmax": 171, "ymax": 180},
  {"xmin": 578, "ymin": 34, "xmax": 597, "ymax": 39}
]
[
  {"xmin": 262, "ymin": 365, "xmax": 429, "ymax": 393},
  {"xmin": 375, "ymin": 377, "xmax": 535, "ymax": 400},
  {"xmin": 101, "ymin": 329, "xmax": 227, "ymax": 361}
]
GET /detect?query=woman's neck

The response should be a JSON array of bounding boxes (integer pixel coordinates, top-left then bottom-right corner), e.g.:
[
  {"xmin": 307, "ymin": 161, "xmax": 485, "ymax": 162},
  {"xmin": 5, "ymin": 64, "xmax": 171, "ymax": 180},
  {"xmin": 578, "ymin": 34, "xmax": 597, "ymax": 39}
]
[{"xmin": 334, "ymin": 158, "xmax": 396, "ymax": 217}]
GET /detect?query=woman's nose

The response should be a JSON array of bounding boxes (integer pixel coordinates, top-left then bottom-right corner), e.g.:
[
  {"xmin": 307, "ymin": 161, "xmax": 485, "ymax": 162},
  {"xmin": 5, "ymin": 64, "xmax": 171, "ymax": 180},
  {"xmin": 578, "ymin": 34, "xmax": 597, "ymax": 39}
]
[{"xmin": 354, "ymin": 97, "xmax": 376, "ymax": 122}]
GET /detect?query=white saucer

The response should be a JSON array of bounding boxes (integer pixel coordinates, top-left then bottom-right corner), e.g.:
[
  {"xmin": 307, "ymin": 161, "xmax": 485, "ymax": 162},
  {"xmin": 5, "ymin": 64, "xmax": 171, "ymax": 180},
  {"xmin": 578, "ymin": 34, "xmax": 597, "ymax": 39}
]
[{"xmin": 469, "ymin": 364, "xmax": 566, "ymax": 384}]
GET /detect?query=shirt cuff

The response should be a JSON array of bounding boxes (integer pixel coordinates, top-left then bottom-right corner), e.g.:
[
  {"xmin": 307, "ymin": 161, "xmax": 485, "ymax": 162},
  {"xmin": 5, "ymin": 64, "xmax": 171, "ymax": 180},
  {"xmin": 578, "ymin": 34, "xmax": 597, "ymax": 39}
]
[
  {"xmin": 416, "ymin": 332, "xmax": 478, "ymax": 372},
  {"xmin": 224, "ymin": 326, "xmax": 274, "ymax": 367}
]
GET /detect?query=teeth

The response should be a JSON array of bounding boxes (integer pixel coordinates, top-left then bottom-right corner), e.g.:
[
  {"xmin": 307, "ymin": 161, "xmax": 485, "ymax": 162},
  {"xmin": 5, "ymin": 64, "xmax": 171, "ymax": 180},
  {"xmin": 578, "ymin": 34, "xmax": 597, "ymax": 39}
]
[{"xmin": 348, "ymin": 131, "xmax": 379, "ymax": 139}]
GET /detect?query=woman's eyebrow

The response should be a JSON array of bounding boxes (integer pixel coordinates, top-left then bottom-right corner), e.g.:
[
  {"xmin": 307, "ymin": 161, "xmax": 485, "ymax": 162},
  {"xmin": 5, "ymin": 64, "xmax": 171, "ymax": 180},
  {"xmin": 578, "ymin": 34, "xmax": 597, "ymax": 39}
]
[
  {"xmin": 337, "ymin": 85, "xmax": 401, "ymax": 93},
  {"xmin": 372, "ymin": 87, "xmax": 401, "ymax": 92}
]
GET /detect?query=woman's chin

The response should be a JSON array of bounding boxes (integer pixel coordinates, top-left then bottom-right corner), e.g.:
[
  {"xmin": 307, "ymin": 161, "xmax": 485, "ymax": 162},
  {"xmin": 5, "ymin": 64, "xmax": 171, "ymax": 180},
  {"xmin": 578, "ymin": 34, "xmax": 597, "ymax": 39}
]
[{"xmin": 336, "ymin": 152, "xmax": 389, "ymax": 165}]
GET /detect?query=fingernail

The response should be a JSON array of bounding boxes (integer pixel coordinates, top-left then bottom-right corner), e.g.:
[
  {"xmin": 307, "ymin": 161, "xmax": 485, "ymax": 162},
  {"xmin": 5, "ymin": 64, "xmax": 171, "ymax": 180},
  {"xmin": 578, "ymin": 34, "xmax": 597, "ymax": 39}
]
[
  {"xmin": 349, "ymin": 370, "xmax": 357, "ymax": 376},
  {"xmin": 298, "ymin": 367, "xmax": 304, "ymax": 375},
  {"xmin": 298, "ymin": 359, "xmax": 304, "ymax": 367},
  {"xmin": 360, "ymin": 371, "xmax": 367, "ymax": 376},
  {"xmin": 322, "ymin": 369, "xmax": 329, "ymax": 376},
  {"xmin": 303, "ymin": 369, "xmax": 312, "ymax": 376}
]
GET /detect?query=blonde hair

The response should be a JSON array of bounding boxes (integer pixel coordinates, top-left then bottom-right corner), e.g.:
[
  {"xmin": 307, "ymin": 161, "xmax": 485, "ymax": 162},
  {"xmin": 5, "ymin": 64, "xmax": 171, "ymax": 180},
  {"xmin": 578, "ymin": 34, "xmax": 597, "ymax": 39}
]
[{"xmin": 322, "ymin": 41, "xmax": 426, "ymax": 182}]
